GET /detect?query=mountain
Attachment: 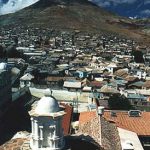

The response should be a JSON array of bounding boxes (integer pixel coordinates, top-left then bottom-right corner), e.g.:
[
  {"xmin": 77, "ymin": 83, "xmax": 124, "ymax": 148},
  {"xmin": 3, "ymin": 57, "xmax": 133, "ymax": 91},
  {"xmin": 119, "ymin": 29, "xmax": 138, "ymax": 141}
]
[
  {"xmin": 0, "ymin": 0, "xmax": 149, "ymax": 44},
  {"xmin": 0, "ymin": 0, "xmax": 120, "ymax": 30},
  {"xmin": 93, "ymin": 0, "xmax": 150, "ymax": 18},
  {"xmin": 1, "ymin": 0, "xmax": 150, "ymax": 18}
]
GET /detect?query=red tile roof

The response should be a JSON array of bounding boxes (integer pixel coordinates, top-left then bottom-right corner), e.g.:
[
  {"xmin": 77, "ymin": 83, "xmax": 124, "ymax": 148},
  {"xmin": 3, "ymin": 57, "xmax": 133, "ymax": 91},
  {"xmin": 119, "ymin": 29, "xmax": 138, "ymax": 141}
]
[
  {"xmin": 79, "ymin": 110, "xmax": 150, "ymax": 136},
  {"xmin": 79, "ymin": 111, "xmax": 121, "ymax": 150},
  {"xmin": 103, "ymin": 111, "xmax": 150, "ymax": 136},
  {"xmin": 90, "ymin": 81, "xmax": 104, "ymax": 88},
  {"xmin": 61, "ymin": 103, "xmax": 73, "ymax": 136},
  {"xmin": 79, "ymin": 111, "xmax": 96, "ymax": 126}
]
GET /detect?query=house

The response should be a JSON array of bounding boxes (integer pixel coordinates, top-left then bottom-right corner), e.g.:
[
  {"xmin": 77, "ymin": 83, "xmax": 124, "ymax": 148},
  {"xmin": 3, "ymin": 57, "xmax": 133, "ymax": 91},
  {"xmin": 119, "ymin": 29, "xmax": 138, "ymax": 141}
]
[
  {"xmin": 63, "ymin": 80, "xmax": 82, "ymax": 91},
  {"xmin": 79, "ymin": 110, "xmax": 122, "ymax": 150},
  {"xmin": 113, "ymin": 79, "xmax": 127, "ymax": 90},
  {"xmin": 125, "ymin": 75, "xmax": 139, "ymax": 85},
  {"xmin": 105, "ymin": 63, "xmax": 118, "ymax": 74},
  {"xmin": 130, "ymin": 69, "xmax": 147, "ymax": 79},
  {"xmin": 73, "ymin": 68, "xmax": 89, "ymax": 79},
  {"xmin": 143, "ymin": 80, "xmax": 150, "ymax": 90},
  {"xmin": 118, "ymin": 128, "xmax": 144, "ymax": 150},
  {"xmin": 121, "ymin": 90, "xmax": 147, "ymax": 106},
  {"xmin": 100, "ymin": 85, "xmax": 120, "ymax": 97},
  {"xmin": 45, "ymin": 76, "xmax": 75, "ymax": 88},
  {"xmin": 128, "ymin": 81, "xmax": 145, "ymax": 89},
  {"xmin": 136, "ymin": 70, "xmax": 147, "ymax": 79},
  {"xmin": 89, "ymin": 69, "xmax": 104, "ymax": 80},
  {"xmin": 70, "ymin": 59, "xmax": 87, "ymax": 67},
  {"xmin": 104, "ymin": 110, "xmax": 150, "ymax": 150},
  {"xmin": 51, "ymin": 68, "xmax": 65, "ymax": 76},
  {"xmin": 88, "ymin": 92, "xmax": 104, "ymax": 105},
  {"xmin": 82, "ymin": 86, "xmax": 92, "ymax": 93},
  {"xmin": 11, "ymin": 67, "xmax": 21, "ymax": 85},
  {"xmin": 114, "ymin": 69, "xmax": 128, "ymax": 78},
  {"xmin": 20, "ymin": 73, "xmax": 34, "ymax": 88}
]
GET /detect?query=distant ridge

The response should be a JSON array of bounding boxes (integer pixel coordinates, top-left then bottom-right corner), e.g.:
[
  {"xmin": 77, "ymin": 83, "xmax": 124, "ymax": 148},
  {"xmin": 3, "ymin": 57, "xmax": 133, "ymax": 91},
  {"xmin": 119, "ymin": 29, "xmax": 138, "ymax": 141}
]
[{"xmin": 30, "ymin": 0, "xmax": 97, "ymax": 7}]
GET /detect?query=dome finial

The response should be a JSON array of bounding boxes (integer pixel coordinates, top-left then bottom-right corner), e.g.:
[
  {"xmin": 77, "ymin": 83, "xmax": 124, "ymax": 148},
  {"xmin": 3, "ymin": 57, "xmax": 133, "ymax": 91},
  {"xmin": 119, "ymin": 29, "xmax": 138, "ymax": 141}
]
[{"xmin": 35, "ymin": 96, "xmax": 60, "ymax": 115}]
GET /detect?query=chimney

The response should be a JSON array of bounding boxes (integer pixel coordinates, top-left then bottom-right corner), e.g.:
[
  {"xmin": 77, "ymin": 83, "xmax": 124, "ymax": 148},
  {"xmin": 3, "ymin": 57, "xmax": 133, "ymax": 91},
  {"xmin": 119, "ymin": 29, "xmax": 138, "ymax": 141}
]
[
  {"xmin": 97, "ymin": 106, "xmax": 105, "ymax": 116},
  {"xmin": 97, "ymin": 106, "xmax": 105, "ymax": 147}
]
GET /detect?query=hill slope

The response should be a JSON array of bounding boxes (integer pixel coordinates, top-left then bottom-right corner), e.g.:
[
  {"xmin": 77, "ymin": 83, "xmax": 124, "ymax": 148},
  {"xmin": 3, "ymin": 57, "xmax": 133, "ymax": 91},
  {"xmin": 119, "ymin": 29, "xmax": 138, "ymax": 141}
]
[
  {"xmin": 0, "ymin": 0, "xmax": 149, "ymax": 44},
  {"xmin": 0, "ymin": 0, "xmax": 114, "ymax": 29}
]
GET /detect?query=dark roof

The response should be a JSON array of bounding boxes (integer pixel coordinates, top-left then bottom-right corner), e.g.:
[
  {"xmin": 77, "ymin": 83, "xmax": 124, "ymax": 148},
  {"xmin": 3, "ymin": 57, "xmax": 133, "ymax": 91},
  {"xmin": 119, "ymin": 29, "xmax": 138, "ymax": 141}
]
[
  {"xmin": 143, "ymin": 80, "xmax": 150, "ymax": 88},
  {"xmin": 46, "ymin": 76, "xmax": 75, "ymax": 82},
  {"xmin": 64, "ymin": 136, "xmax": 102, "ymax": 150},
  {"xmin": 0, "ymin": 136, "xmax": 102, "ymax": 150},
  {"xmin": 128, "ymin": 81, "xmax": 144, "ymax": 88},
  {"xmin": 0, "ymin": 138, "xmax": 29, "ymax": 150},
  {"xmin": 89, "ymin": 81, "xmax": 105, "ymax": 88}
]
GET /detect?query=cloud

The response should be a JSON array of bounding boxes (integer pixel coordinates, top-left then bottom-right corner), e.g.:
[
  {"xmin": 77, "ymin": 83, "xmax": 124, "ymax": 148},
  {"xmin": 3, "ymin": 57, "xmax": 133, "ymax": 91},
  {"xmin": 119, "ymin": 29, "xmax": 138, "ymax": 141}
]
[
  {"xmin": 0, "ymin": 0, "xmax": 39, "ymax": 15},
  {"xmin": 93, "ymin": 0, "xmax": 138, "ymax": 7},
  {"xmin": 140, "ymin": 9, "xmax": 150, "ymax": 16},
  {"xmin": 91, "ymin": 0, "xmax": 110, "ymax": 7},
  {"xmin": 144, "ymin": 0, "xmax": 150, "ymax": 5}
]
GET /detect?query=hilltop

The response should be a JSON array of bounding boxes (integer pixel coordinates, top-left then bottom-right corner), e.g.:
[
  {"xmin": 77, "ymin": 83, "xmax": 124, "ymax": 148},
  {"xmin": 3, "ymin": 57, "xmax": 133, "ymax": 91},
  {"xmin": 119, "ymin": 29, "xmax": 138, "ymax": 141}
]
[{"xmin": 0, "ymin": 0, "xmax": 149, "ymax": 44}]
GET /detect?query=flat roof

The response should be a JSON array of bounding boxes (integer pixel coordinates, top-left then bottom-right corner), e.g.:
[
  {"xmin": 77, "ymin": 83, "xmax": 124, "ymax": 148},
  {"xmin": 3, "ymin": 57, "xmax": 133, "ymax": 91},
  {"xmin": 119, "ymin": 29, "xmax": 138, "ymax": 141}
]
[{"xmin": 118, "ymin": 127, "xmax": 144, "ymax": 150}]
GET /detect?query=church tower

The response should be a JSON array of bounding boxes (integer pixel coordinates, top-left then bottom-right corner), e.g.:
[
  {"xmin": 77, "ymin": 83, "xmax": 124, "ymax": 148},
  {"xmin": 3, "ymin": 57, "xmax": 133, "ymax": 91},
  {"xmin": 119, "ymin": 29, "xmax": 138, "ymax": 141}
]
[{"xmin": 29, "ymin": 96, "xmax": 66, "ymax": 150}]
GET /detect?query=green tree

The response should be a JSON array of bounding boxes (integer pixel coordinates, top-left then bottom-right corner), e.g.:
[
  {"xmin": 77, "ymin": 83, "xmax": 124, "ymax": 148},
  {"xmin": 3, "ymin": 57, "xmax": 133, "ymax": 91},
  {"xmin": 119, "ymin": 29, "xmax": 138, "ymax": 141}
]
[{"xmin": 108, "ymin": 94, "xmax": 132, "ymax": 110}]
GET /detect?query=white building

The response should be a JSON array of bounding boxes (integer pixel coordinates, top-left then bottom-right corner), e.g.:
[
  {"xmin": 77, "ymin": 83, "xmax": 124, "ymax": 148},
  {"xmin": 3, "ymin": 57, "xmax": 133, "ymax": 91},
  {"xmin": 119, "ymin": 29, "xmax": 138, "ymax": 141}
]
[
  {"xmin": 20, "ymin": 73, "xmax": 34, "ymax": 88},
  {"xmin": 118, "ymin": 128, "xmax": 144, "ymax": 150},
  {"xmin": 29, "ymin": 96, "xmax": 66, "ymax": 150}
]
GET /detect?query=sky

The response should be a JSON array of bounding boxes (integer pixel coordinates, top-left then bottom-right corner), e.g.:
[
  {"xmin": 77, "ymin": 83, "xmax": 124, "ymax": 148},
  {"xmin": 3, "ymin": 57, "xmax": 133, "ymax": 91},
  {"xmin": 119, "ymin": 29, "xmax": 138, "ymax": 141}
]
[
  {"xmin": 92, "ymin": 0, "xmax": 150, "ymax": 17},
  {"xmin": 0, "ymin": 0, "xmax": 39, "ymax": 15},
  {"xmin": 92, "ymin": 0, "xmax": 150, "ymax": 6}
]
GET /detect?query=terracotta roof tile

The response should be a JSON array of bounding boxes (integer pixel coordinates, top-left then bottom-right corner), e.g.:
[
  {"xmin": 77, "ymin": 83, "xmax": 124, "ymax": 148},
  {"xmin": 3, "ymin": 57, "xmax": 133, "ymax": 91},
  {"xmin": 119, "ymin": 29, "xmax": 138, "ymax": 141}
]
[
  {"xmin": 79, "ymin": 117, "xmax": 101, "ymax": 148},
  {"xmin": 79, "ymin": 111, "xmax": 96, "ymax": 126},
  {"xmin": 61, "ymin": 103, "xmax": 73, "ymax": 136},
  {"xmin": 114, "ymin": 69, "xmax": 128, "ymax": 78},
  {"xmin": 103, "ymin": 111, "xmax": 150, "ymax": 136},
  {"xmin": 79, "ymin": 111, "xmax": 121, "ymax": 150},
  {"xmin": 125, "ymin": 76, "xmax": 138, "ymax": 82},
  {"xmin": 89, "ymin": 81, "xmax": 105, "ymax": 88}
]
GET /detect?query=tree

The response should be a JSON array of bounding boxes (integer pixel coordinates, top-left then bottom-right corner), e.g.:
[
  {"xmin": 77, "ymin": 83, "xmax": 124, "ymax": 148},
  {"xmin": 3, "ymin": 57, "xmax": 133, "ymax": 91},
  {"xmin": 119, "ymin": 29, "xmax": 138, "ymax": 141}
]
[
  {"xmin": 132, "ymin": 50, "xmax": 144, "ymax": 63},
  {"xmin": 0, "ymin": 45, "xmax": 6, "ymax": 58},
  {"xmin": 108, "ymin": 94, "xmax": 132, "ymax": 110},
  {"xmin": 6, "ymin": 45, "xmax": 22, "ymax": 58}
]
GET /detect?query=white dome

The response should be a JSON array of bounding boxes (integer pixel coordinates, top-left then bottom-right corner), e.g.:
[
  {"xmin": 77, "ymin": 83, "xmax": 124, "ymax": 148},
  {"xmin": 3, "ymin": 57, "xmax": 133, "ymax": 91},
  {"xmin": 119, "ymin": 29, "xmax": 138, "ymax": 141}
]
[
  {"xmin": 35, "ymin": 96, "xmax": 60, "ymax": 115},
  {"xmin": 0, "ymin": 63, "xmax": 7, "ymax": 70}
]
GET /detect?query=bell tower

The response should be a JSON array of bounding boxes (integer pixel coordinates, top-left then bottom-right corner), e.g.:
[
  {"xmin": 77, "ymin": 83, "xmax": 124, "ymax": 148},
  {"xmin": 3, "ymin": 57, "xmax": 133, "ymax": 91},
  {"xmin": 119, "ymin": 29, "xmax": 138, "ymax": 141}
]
[{"xmin": 29, "ymin": 96, "xmax": 66, "ymax": 150}]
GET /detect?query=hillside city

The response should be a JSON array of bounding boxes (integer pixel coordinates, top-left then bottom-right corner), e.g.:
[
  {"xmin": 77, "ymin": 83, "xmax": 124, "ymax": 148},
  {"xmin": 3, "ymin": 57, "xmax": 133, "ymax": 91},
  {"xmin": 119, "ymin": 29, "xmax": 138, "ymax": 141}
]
[
  {"xmin": 0, "ymin": 24, "xmax": 150, "ymax": 150},
  {"xmin": 0, "ymin": 1, "xmax": 150, "ymax": 150}
]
